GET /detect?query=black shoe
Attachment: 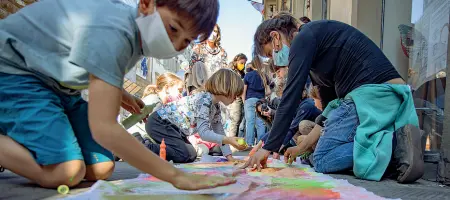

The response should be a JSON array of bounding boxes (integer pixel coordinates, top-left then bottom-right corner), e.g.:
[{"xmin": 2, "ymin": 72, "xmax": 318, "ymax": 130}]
[
  {"xmin": 132, "ymin": 132, "xmax": 145, "ymax": 144},
  {"xmin": 392, "ymin": 124, "xmax": 425, "ymax": 183},
  {"xmin": 142, "ymin": 134, "xmax": 156, "ymax": 145},
  {"xmin": 114, "ymin": 155, "xmax": 121, "ymax": 162}
]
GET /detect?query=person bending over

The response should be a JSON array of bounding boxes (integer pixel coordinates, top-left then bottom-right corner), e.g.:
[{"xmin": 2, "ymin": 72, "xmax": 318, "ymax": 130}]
[{"xmin": 242, "ymin": 14, "xmax": 423, "ymax": 183}]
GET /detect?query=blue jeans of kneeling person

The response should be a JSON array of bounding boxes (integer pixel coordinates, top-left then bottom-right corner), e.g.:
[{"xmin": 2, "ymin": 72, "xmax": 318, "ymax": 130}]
[{"xmin": 313, "ymin": 100, "xmax": 359, "ymax": 173}]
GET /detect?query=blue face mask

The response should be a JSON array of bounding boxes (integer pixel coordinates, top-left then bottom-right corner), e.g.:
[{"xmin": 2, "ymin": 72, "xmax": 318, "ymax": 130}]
[{"xmin": 273, "ymin": 43, "xmax": 290, "ymax": 67}]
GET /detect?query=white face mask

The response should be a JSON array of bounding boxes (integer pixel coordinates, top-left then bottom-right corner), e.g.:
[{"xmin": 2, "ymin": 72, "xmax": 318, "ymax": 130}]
[
  {"xmin": 208, "ymin": 32, "xmax": 217, "ymax": 42},
  {"xmin": 135, "ymin": 8, "xmax": 184, "ymax": 59}
]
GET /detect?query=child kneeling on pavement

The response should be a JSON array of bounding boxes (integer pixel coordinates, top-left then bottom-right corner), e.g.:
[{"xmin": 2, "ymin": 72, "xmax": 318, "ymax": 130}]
[
  {"xmin": 0, "ymin": 0, "xmax": 237, "ymax": 190},
  {"xmin": 142, "ymin": 69, "xmax": 248, "ymax": 163}
]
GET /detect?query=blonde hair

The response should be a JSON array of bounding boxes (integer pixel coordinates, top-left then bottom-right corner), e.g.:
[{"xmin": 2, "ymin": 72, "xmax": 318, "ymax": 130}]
[
  {"xmin": 204, "ymin": 69, "xmax": 244, "ymax": 98},
  {"xmin": 309, "ymin": 85, "xmax": 320, "ymax": 100},
  {"xmin": 142, "ymin": 72, "xmax": 183, "ymax": 98}
]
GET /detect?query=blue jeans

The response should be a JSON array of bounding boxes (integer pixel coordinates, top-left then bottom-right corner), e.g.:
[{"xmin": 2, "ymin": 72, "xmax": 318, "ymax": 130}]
[
  {"xmin": 238, "ymin": 116, "xmax": 246, "ymax": 138},
  {"xmin": 313, "ymin": 100, "xmax": 359, "ymax": 173},
  {"xmin": 244, "ymin": 98, "xmax": 266, "ymax": 145}
]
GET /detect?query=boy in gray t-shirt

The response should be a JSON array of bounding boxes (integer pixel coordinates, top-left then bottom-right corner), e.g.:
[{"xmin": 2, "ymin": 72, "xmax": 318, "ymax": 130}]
[{"xmin": 0, "ymin": 0, "xmax": 236, "ymax": 190}]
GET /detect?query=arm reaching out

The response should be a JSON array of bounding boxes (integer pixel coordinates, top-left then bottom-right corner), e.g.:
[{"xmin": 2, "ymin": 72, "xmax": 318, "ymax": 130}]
[
  {"xmin": 284, "ymin": 124, "xmax": 322, "ymax": 164},
  {"xmin": 88, "ymin": 75, "xmax": 235, "ymax": 190}
]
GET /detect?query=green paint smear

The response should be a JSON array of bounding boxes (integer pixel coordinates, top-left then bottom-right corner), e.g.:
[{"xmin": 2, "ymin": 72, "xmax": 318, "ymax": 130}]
[{"xmin": 271, "ymin": 178, "xmax": 334, "ymax": 189}]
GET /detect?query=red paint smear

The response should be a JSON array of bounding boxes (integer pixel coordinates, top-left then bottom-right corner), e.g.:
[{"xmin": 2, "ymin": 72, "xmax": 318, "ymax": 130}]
[
  {"xmin": 229, "ymin": 188, "xmax": 340, "ymax": 200},
  {"xmin": 143, "ymin": 176, "xmax": 162, "ymax": 182}
]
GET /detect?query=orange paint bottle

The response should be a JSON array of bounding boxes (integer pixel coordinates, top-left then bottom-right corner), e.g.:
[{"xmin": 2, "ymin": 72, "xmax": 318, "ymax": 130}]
[{"xmin": 159, "ymin": 139, "xmax": 166, "ymax": 160}]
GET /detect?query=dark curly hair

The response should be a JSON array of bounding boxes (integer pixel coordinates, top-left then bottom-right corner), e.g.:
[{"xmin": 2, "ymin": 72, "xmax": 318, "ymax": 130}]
[
  {"xmin": 252, "ymin": 13, "xmax": 298, "ymax": 77},
  {"xmin": 155, "ymin": 0, "xmax": 220, "ymax": 42},
  {"xmin": 299, "ymin": 16, "xmax": 311, "ymax": 24}
]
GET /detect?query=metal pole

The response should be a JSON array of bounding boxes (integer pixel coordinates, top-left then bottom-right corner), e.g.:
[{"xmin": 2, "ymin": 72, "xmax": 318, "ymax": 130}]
[
  {"xmin": 380, "ymin": 0, "xmax": 385, "ymax": 49},
  {"xmin": 322, "ymin": 0, "xmax": 327, "ymax": 19},
  {"xmin": 290, "ymin": 0, "xmax": 293, "ymax": 13},
  {"xmin": 437, "ymin": 9, "xmax": 450, "ymax": 185}
]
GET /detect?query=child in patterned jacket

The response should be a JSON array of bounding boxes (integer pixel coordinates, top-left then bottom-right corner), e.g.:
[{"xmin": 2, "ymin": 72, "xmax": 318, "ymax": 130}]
[{"xmin": 144, "ymin": 69, "xmax": 248, "ymax": 163}]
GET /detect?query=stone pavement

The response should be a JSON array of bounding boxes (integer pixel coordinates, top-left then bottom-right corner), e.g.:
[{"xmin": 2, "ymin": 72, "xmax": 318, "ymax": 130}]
[{"xmin": 1, "ymin": 152, "xmax": 450, "ymax": 200}]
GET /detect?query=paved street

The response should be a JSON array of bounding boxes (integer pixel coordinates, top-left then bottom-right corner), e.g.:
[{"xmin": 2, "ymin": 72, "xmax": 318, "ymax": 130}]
[{"xmin": 1, "ymin": 151, "xmax": 450, "ymax": 200}]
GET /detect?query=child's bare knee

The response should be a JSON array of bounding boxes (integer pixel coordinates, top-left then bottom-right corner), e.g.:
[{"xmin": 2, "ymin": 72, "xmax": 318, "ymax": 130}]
[
  {"xmin": 85, "ymin": 161, "xmax": 115, "ymax": 181},
  {"xmin": 299, "ymin": 120, "xmax": 315, "ymax": 135},
  {"xmin": 40, "ymin": 160, "xmax": 86, "ymax": 188}
]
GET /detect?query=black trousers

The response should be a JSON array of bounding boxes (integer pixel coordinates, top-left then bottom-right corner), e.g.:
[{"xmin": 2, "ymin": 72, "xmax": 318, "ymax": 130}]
[{"xmin": 145, "ymin": 112, "xmax": 197, "ymax": 163}]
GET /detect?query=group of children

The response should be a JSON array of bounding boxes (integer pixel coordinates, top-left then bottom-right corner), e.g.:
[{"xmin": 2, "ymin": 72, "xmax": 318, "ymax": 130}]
[
  {"xmin": 127, "ymin": 50, "xmax": 324, "ymax": 163},
  {"xmin": 0, "ymin": 0, "xmax": 425, "ymax": 192}
]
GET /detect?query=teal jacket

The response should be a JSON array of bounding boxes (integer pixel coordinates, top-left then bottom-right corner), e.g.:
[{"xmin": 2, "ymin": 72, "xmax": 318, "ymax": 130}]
[{"xmin": 323, "ymin": 84, "xmax": 418, "ymax": 181}]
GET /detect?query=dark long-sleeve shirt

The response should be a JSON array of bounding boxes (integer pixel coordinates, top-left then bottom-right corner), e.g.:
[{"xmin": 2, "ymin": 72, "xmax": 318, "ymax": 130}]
[{"xmin": 263, "ymin": 20, "xmax": 402, "ymax": 152}]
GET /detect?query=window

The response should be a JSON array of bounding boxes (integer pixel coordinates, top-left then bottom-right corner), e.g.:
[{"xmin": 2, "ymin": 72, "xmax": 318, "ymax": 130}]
[{"xmin": 407, "ymin": 0, "xmax": 449, "ymax": 156}]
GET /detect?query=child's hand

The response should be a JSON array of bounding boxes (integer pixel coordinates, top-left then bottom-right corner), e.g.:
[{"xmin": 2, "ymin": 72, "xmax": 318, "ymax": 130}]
[
  {"xmin": 171, "ymin": 172, "xmax": 236, "ymax": 190},
  {"xmin": 283, "ymin": 146, "xmax": 302, "ymax": 164},
  {"xmin": 225, "ymin": 154, "xmax": 235, "ymax": 162},
  {"xmin": 224, "ymin": 137, "xmax": 247, "ymax": 151},
  {"xmin": 121, "ymin": 91, "xmax": 145, "ymax": 114}
]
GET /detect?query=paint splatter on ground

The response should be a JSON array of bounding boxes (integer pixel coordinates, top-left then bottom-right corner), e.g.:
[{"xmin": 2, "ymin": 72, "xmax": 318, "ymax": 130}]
[{"xmin": 61, "ymin": 157, "xmax": 392, "ymax": 200}]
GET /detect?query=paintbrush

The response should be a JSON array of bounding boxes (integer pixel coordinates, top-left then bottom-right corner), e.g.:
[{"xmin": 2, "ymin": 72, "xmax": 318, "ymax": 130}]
[{"xmin": 287, "ymin": 156, "xmax": 293, "ymax": 167}]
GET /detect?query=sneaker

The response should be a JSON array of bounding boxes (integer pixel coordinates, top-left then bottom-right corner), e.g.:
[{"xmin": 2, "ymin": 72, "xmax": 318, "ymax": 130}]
[
  {"xmin": 392, "ymin": 124, "xmax": 425, "ymax": 183},
  {"xmin": 132, "ymin": 132, "xmax": 145, "ymax": 144},
  {"xmin": 0, "ymin": 165, "xmax": 4, "ymax": 172},
  {"xmin": 142, "ymin": 134, "xmax": 156, "ymax": 145}
]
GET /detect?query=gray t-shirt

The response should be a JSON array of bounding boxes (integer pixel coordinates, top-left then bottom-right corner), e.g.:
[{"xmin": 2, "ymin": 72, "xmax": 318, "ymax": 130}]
[{"xmin": 0, "ymin": 0, "xmax": 142, "ymax": 95}]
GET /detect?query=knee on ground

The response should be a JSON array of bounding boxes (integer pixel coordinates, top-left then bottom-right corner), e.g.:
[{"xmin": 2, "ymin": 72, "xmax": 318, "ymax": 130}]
[{"xmin": 38, "ymin": 160, "xmax": 114, "ymax": 188}]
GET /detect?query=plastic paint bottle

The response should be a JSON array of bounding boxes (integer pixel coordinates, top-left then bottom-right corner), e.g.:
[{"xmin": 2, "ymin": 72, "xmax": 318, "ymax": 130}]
[
  {"xmin": 121, "ymin": 104, "xmax": 157, "ymax": 129},
  {"xmin": 160, "ymin": 139, "xmax": 167, "ymax": 160}
]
